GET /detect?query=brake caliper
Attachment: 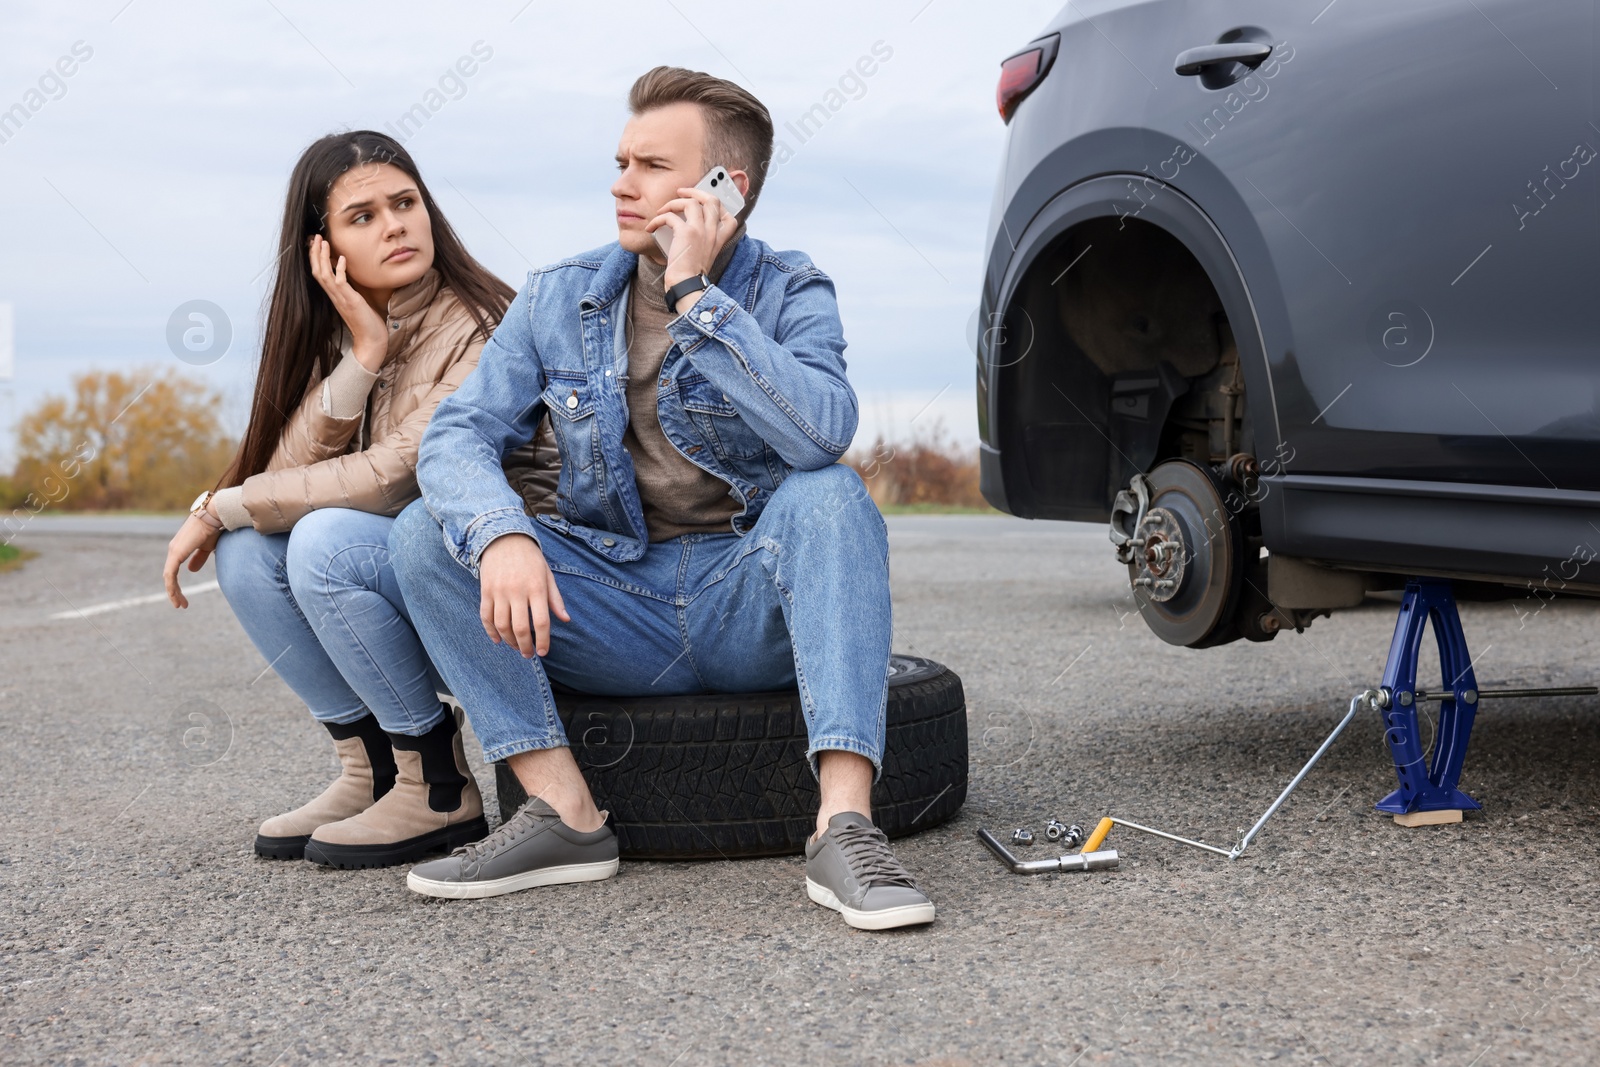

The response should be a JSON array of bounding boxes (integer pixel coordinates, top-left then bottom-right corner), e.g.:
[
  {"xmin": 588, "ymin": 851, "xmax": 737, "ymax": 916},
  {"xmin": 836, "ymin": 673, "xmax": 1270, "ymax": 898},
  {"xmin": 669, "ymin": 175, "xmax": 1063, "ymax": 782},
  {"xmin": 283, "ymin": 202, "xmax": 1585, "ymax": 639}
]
[{"xmin": 1108, "ymin": 473, "xmax": 1150, "ymax": 565}]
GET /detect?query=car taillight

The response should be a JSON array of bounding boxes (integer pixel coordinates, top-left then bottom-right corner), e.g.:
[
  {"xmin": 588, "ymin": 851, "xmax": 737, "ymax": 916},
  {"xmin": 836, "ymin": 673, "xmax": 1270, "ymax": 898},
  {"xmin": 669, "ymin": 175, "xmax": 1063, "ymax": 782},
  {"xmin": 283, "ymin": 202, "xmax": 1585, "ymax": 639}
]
[{"xmin": 997, "ymin": 34, "xmax": 1060, "ymax": 123}]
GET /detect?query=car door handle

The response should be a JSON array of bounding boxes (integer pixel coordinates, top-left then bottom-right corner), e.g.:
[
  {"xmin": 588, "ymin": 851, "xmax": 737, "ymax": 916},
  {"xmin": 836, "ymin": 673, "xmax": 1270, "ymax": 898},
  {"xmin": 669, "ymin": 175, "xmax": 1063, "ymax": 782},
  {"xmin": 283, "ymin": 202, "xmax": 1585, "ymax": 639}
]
[{"xmin": 1174, "ymin": 43, "xmax": 1273, "ymax": 76}]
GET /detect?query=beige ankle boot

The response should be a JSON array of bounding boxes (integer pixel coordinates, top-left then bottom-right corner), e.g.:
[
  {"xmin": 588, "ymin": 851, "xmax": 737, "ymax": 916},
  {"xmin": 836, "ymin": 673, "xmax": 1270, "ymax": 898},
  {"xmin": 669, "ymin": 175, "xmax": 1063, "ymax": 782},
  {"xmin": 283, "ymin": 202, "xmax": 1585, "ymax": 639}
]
[
  {"xmin": 256, "ymin": 715, "xmax": 397, "ymax": 860},
  {"xmin": 303, "ymin": 706, "xmax": 488, "ymax": 869}
]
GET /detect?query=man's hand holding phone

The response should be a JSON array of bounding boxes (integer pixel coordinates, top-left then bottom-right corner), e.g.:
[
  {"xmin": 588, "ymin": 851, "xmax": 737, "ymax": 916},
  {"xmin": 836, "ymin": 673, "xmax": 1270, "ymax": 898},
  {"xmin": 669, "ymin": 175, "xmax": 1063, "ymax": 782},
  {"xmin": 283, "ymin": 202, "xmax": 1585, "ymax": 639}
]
[
  {"xmin": 650, "ymin": 185, "xmax": 741, "ymax": 295},
  {"xmin": 478, "ymin": 533, "xmax": 570, "ymax": 658},
  {"xmin": 648, "ymin": 165, "xmax": 745, "ymax": 312}
]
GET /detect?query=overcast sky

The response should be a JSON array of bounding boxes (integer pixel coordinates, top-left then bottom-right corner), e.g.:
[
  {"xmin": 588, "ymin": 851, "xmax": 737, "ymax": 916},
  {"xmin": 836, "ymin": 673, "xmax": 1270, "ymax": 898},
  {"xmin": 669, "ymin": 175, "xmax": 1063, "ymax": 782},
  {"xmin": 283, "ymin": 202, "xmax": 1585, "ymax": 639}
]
[{"xmin": 0, "ymin": 0, "xmax": 1068, "ymax": 472}]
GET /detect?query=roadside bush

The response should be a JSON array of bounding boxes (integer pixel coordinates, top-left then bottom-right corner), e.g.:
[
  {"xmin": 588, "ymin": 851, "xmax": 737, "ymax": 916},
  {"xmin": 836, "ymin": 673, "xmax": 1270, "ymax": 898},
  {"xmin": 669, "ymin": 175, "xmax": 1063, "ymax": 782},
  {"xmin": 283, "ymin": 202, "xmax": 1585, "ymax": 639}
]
[
  {"xmin": 0, "ymin": 475, "xmax": 25, "ymax": 510},
  {"xmin": 845, "ymin": 420, "xmax": 987, "ymax": 509}
]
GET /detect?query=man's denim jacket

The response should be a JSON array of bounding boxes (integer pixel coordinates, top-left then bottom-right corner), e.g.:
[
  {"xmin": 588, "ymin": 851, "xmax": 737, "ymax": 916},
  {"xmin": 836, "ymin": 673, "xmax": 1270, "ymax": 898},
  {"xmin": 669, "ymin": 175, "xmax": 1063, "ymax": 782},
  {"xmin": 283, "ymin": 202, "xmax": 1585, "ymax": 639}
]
[{"xmin": 416, "ymin": 234, "xmax": 858, "ymax": 574}]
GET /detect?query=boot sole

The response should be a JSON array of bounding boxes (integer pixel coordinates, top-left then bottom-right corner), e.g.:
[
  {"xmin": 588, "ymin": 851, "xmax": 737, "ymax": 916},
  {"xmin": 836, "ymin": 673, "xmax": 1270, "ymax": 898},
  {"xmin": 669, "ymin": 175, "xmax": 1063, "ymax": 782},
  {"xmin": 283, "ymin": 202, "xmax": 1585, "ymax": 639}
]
[
  {"xmin": 406, "ymin": 857, "xmax": 620, "ymax": 899},
  {"xmin": 303, "ymin": 817, "xmax": 490, "ymax": 870},
  {"xmin": 254, "ymin": 834, "xmax": 310, "ymax": 860},
  {"xmin": 806, "ymin": 878, "xmax": 936, "ymax": 930}
]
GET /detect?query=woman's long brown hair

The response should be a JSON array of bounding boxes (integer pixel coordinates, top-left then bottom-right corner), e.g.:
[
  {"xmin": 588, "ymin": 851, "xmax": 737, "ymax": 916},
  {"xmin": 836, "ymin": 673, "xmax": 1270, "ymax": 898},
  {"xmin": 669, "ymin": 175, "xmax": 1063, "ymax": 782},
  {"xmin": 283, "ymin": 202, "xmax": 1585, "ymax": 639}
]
[{"xmin": 219, "ymin": 130, "xmax": 514, "ymax": 488}]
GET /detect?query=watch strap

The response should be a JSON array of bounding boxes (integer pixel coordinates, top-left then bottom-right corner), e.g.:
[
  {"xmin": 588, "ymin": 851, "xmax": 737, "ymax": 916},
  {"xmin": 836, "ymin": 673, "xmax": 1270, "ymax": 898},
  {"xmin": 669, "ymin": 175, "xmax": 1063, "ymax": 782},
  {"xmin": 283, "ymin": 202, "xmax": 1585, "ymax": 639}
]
[
  {"xmin": 664, "ymin": 273, "xmax": 712, "ymax": 313},
  {"xmin": 190, "ymin": 490, "xmax": 222, "ymax": 530}
]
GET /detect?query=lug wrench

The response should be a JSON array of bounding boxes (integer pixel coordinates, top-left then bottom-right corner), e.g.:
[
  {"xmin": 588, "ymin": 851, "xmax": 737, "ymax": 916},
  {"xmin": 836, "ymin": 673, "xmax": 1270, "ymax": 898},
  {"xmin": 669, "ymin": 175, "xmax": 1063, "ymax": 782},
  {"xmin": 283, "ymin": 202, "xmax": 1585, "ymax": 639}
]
[{"xmin": 976, "ymin": 828, "xmax": 1120, "ymax": 874}]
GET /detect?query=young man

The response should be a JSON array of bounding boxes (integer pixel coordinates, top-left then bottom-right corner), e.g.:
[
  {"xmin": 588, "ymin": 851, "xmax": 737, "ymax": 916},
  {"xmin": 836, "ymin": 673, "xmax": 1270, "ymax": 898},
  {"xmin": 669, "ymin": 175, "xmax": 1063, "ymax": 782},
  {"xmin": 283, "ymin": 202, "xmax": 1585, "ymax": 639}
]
[{"xmin": 388, "ymin": 67, "xmax": 934, "ymax": 930}]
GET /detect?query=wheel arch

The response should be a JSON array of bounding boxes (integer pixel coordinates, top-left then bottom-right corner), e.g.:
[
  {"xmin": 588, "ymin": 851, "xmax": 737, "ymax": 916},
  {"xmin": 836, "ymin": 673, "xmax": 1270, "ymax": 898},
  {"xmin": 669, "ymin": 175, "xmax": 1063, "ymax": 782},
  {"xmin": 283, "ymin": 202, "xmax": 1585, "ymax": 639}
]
[{"xmin": 979, "ymin": 134, "xmax": 1294, "ymax": 530}]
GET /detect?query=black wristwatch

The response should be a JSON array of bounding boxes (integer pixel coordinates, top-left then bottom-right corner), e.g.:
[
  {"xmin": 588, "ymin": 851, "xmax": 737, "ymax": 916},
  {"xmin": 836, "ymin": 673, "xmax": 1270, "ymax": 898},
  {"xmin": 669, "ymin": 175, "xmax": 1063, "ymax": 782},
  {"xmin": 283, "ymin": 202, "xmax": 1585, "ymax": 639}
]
[{"xmin": 664, "ymin": 273, "xmax": 713, "ymax": 313}]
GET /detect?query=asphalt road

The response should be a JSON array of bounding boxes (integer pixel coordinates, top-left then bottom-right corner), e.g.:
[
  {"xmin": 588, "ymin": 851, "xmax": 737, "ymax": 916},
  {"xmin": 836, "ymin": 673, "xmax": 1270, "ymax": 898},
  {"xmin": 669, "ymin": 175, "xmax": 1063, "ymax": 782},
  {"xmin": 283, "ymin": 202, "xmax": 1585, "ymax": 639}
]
[{"xmin": 2, "ymin": 514, "xmax": 1597, "ymax": 1065}]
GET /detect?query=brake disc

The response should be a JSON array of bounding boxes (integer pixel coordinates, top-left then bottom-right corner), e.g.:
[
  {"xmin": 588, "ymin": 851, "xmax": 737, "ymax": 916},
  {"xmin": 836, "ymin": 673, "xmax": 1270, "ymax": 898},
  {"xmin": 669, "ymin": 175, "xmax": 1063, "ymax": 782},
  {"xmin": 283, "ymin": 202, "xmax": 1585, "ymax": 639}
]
[{"xmin": 1125, "ymin": 459, "xmax": 1243, "ymax": 647}]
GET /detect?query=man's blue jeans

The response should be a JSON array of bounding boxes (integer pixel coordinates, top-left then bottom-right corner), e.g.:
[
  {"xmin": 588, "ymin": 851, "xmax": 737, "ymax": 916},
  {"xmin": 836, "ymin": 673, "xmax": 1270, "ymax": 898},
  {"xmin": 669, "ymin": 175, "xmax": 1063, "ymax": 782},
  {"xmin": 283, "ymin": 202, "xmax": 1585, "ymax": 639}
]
[
  {"xmin": 389, "ymin": 464, "xmax": 891, "ymax": 775},
  {"xmin": 213, "ymin": 507, "xmax": 448, "ymax": 736}
]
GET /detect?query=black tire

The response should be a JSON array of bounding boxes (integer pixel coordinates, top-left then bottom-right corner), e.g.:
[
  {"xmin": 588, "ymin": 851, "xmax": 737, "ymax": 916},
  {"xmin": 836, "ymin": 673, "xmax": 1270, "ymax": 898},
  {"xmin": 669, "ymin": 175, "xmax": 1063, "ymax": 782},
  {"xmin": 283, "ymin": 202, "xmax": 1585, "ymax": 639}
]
[{"xmin": 493, "ymin": 653, "xmax": 968, "ymax": 859}]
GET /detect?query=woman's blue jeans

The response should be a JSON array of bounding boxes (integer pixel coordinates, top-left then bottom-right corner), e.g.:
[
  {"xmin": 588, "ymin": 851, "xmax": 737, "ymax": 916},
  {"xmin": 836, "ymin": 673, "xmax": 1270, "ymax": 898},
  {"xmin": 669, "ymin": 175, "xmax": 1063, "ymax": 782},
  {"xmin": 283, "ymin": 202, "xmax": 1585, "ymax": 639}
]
[
  {"xmin": 213, "ymin": 507, "xmax": 447, "ymax": 736},
  {"xmin": 389, "ymin": 463, "xmax": 892, "ymax": 776}
]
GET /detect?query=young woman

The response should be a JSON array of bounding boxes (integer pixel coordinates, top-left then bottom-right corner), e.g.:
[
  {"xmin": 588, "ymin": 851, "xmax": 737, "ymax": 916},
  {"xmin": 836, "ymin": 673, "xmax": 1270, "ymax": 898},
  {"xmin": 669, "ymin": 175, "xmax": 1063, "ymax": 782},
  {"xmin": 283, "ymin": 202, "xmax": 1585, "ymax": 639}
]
[{"xmin": 162, "ymin": 130, "xmax": 556, "ymax": 869}]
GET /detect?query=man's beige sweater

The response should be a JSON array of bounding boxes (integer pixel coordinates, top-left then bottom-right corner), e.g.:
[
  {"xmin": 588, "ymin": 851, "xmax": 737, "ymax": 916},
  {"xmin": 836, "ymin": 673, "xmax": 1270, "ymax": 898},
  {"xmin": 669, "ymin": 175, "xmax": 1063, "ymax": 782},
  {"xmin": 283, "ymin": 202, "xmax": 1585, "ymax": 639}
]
[{"xmin": 622, "ymin": 228, "xmax": 746, "ymax": 541}]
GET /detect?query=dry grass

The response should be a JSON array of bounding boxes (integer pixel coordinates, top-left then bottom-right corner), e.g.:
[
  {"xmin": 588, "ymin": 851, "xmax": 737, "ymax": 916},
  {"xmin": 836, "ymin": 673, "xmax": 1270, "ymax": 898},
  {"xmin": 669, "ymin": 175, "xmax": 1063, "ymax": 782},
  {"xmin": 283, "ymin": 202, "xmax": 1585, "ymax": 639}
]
[
  {"xmin": 844, "ymin": 421, "xmax": 990, "ymax": 510},
  {"xmin": 0, "ymin": 543, "xmax": 36, "ymax": 573}
]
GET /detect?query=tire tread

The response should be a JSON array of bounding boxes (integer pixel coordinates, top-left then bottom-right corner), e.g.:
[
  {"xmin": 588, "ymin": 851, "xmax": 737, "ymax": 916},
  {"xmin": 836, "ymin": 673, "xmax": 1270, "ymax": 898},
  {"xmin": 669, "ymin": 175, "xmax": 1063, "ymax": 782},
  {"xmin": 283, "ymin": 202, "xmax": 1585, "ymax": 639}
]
[{"xmin": 495, "ymin": 656, "xmax": 967, "ymax": 858}]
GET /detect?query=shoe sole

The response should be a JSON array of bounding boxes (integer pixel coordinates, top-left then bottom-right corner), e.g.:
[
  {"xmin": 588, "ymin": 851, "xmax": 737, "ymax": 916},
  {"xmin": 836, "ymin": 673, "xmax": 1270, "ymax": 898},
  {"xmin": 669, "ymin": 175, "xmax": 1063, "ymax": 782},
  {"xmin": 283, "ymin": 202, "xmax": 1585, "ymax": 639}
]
[
  {"xmin": 303, "ymin": 817, "xmax": 490, "ymax": 870},
  {"xmin": 806, "ymin": 877, "xmax": 936, "ymax": 930},
  {"xmin": 406, "ymin": 857, "xmax": 620, "ymax": 899},
  {"xmin": 254, "ymin": 834, "xmax": 310, "ymax": 860}
]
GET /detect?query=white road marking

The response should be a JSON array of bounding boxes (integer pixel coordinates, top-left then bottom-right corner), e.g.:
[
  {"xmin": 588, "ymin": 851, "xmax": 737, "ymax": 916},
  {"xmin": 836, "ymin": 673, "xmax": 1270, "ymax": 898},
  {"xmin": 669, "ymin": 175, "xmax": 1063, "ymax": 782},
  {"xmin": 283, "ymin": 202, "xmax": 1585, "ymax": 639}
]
[{"xmin": 48, "ymin": 581, "xmax": 220, "ymax": 620}]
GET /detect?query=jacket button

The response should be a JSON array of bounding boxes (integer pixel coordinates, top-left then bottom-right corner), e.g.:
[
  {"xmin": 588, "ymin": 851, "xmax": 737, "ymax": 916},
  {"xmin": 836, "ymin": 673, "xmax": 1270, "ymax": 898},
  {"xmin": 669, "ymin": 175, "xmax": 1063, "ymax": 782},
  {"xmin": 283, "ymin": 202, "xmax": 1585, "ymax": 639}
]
[
  {"xmin": 566, "ymin": 394, "xmax": 579, "ymax": 409},
  {"xmin": 602, "ymin": 537, "xmax": 616, "ymax": 547},
  {"xmin": 390, "ymin": 321, "xmax": 400, "ymax": 330},
  {"xmin": 746, "ymin": 487, "xmax": 758, "ymax": 499},
  {"xmin": 698, "ymin": 310, "xmax": 714, "ymax": 324},
  {"xmin": 658, "ymin": 378, "xmax": 668, "ymax": 387}
]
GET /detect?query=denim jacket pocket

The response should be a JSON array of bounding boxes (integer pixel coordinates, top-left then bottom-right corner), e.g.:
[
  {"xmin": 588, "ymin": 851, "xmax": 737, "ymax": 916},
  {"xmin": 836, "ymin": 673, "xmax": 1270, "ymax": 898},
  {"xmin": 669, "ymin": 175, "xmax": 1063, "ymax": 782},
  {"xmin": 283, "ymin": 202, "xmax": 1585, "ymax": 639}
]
[
  {"xmin": 542, "ymin": 375, "xmax": 598, "ymax": 472},
  {"xmin": 679, "ymin": 375, "xmax": 768, "ymax": 461}
]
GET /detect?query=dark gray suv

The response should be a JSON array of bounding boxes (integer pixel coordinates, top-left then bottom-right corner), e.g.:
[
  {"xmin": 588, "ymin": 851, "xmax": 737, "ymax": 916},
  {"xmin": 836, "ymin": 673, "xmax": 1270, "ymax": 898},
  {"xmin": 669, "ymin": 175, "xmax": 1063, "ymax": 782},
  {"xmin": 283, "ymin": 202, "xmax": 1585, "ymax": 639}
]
[{"xmin": 977, "ymin": 2, "xmax": 1598, "ymax": 648}]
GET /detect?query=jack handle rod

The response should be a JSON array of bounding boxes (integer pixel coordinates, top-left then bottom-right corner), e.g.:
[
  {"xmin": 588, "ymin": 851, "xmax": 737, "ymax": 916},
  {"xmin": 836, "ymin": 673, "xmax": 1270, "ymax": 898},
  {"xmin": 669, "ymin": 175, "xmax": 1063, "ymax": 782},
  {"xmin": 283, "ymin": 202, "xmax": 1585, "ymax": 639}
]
[
  {"xmin": 1232, "ymin": 689, "xmax": 1378, "ymax": 860},
  {"xmin": 1106, "ymin": 818, "xmax": 1234, "ymax": 858},
  {"xmin": 1414, "ymin": 685, "xmax": 1598, "ymax": 702}
]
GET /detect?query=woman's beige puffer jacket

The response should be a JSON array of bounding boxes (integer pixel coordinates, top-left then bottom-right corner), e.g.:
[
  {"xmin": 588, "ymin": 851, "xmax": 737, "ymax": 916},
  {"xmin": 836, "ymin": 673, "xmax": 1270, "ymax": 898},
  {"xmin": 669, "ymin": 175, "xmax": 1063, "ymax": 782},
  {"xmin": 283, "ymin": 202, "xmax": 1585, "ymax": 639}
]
[{"xmin": 234, "ymin": 267, "xmax": 557, "ymax": 532}]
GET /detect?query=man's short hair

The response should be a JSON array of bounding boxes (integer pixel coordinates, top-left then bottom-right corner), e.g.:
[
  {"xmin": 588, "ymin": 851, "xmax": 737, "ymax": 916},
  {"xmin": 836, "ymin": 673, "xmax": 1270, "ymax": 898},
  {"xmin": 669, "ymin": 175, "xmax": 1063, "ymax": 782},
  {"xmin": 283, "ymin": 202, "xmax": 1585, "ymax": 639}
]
[{"xmin": 628, "ymin": 66, "xmax": 774, "ymax": 220}]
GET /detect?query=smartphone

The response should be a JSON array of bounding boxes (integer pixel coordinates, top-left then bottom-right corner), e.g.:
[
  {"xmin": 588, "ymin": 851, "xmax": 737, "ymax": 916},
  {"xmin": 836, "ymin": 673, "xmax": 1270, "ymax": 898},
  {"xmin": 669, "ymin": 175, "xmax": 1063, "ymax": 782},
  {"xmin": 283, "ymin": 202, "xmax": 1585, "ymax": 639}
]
[{"xmin": 653, "ymin": 165, "xmax": 746, "ymax": 255}]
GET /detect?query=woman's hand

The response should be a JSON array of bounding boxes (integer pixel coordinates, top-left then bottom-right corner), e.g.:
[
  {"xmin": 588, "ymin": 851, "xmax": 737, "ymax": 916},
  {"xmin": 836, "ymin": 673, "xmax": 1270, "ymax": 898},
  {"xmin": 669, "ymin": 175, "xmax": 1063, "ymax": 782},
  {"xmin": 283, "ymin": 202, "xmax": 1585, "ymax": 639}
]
[
  {"xmin": 308, "ymin": 233, "xmax": 390, "ymax": 372},
  {"xmin": 164, "ymin": 514, "xmax": 222, "ymax": 609}
]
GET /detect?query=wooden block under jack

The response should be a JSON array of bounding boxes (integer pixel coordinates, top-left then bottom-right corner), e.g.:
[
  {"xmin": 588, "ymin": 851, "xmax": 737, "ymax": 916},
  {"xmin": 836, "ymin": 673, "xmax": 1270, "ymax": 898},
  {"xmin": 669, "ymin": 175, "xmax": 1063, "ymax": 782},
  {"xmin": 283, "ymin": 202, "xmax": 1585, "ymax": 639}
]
[{"xmin": 1393, "ymin": 808, "xmax": 1463, "ymax": 827}]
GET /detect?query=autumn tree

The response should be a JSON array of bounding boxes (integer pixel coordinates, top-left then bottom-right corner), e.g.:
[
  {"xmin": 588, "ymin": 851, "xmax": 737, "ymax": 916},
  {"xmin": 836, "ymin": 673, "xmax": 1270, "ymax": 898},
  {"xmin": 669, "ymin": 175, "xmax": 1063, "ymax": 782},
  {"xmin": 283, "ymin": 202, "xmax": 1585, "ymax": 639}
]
[{"xmin": 11, "ymin": 367, "xmax": 236, "ymax": 511}]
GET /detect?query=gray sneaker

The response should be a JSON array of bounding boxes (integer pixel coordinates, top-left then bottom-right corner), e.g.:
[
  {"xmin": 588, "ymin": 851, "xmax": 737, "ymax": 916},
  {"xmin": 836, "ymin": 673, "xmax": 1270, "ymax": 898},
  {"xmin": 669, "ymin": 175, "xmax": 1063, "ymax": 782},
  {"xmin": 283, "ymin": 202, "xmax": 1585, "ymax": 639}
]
[
  {"xmin": 805, "ymin": 811, "xmax": 935, "ymax": 930},
  {"xmin": 406, "ymin": 798, "xmax": 619, "ymax": 899}
]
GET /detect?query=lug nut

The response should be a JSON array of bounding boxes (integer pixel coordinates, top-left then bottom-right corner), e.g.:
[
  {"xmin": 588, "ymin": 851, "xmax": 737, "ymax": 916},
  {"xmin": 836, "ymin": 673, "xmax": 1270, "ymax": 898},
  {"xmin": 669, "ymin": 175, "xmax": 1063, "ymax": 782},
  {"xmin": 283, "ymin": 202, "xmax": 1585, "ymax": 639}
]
[{"xmin": 1011, "ymin": 828, "xmax": 1035, "ymax": 847}]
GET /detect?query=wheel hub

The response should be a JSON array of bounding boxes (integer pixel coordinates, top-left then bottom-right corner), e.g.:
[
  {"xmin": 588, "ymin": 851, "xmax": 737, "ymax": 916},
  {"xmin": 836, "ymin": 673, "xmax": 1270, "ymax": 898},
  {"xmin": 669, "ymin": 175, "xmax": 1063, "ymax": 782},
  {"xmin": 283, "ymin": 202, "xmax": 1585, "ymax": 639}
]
[
  {"xmin": 1132, "ymin": 507, "xmax": 1186, "ymax": 602},
  {"xmin": 1118, "ymin": 460, "xmax": 1243, "ymax": 647}
]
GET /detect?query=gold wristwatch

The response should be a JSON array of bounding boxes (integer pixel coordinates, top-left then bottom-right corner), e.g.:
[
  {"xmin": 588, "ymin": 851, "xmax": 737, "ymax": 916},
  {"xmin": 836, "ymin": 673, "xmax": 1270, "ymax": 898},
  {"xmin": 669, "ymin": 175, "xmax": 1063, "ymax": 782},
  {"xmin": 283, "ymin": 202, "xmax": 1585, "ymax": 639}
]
[{"xmin": 189, "ymin": 489, "xmax": 223, "ymax": 531}]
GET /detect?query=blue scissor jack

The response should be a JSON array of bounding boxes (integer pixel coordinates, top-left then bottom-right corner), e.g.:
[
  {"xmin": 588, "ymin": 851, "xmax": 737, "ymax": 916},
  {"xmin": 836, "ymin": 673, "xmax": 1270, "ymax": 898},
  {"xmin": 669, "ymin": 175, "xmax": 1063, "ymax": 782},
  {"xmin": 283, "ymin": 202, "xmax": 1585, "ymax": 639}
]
[
  {"xmin": 1009, "ymin": 578, "xmax": 1594, "ymax": 867},
  {"xmin": 1373, "ymin": 579, "xmax": 1481, "ymax": 822}
]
